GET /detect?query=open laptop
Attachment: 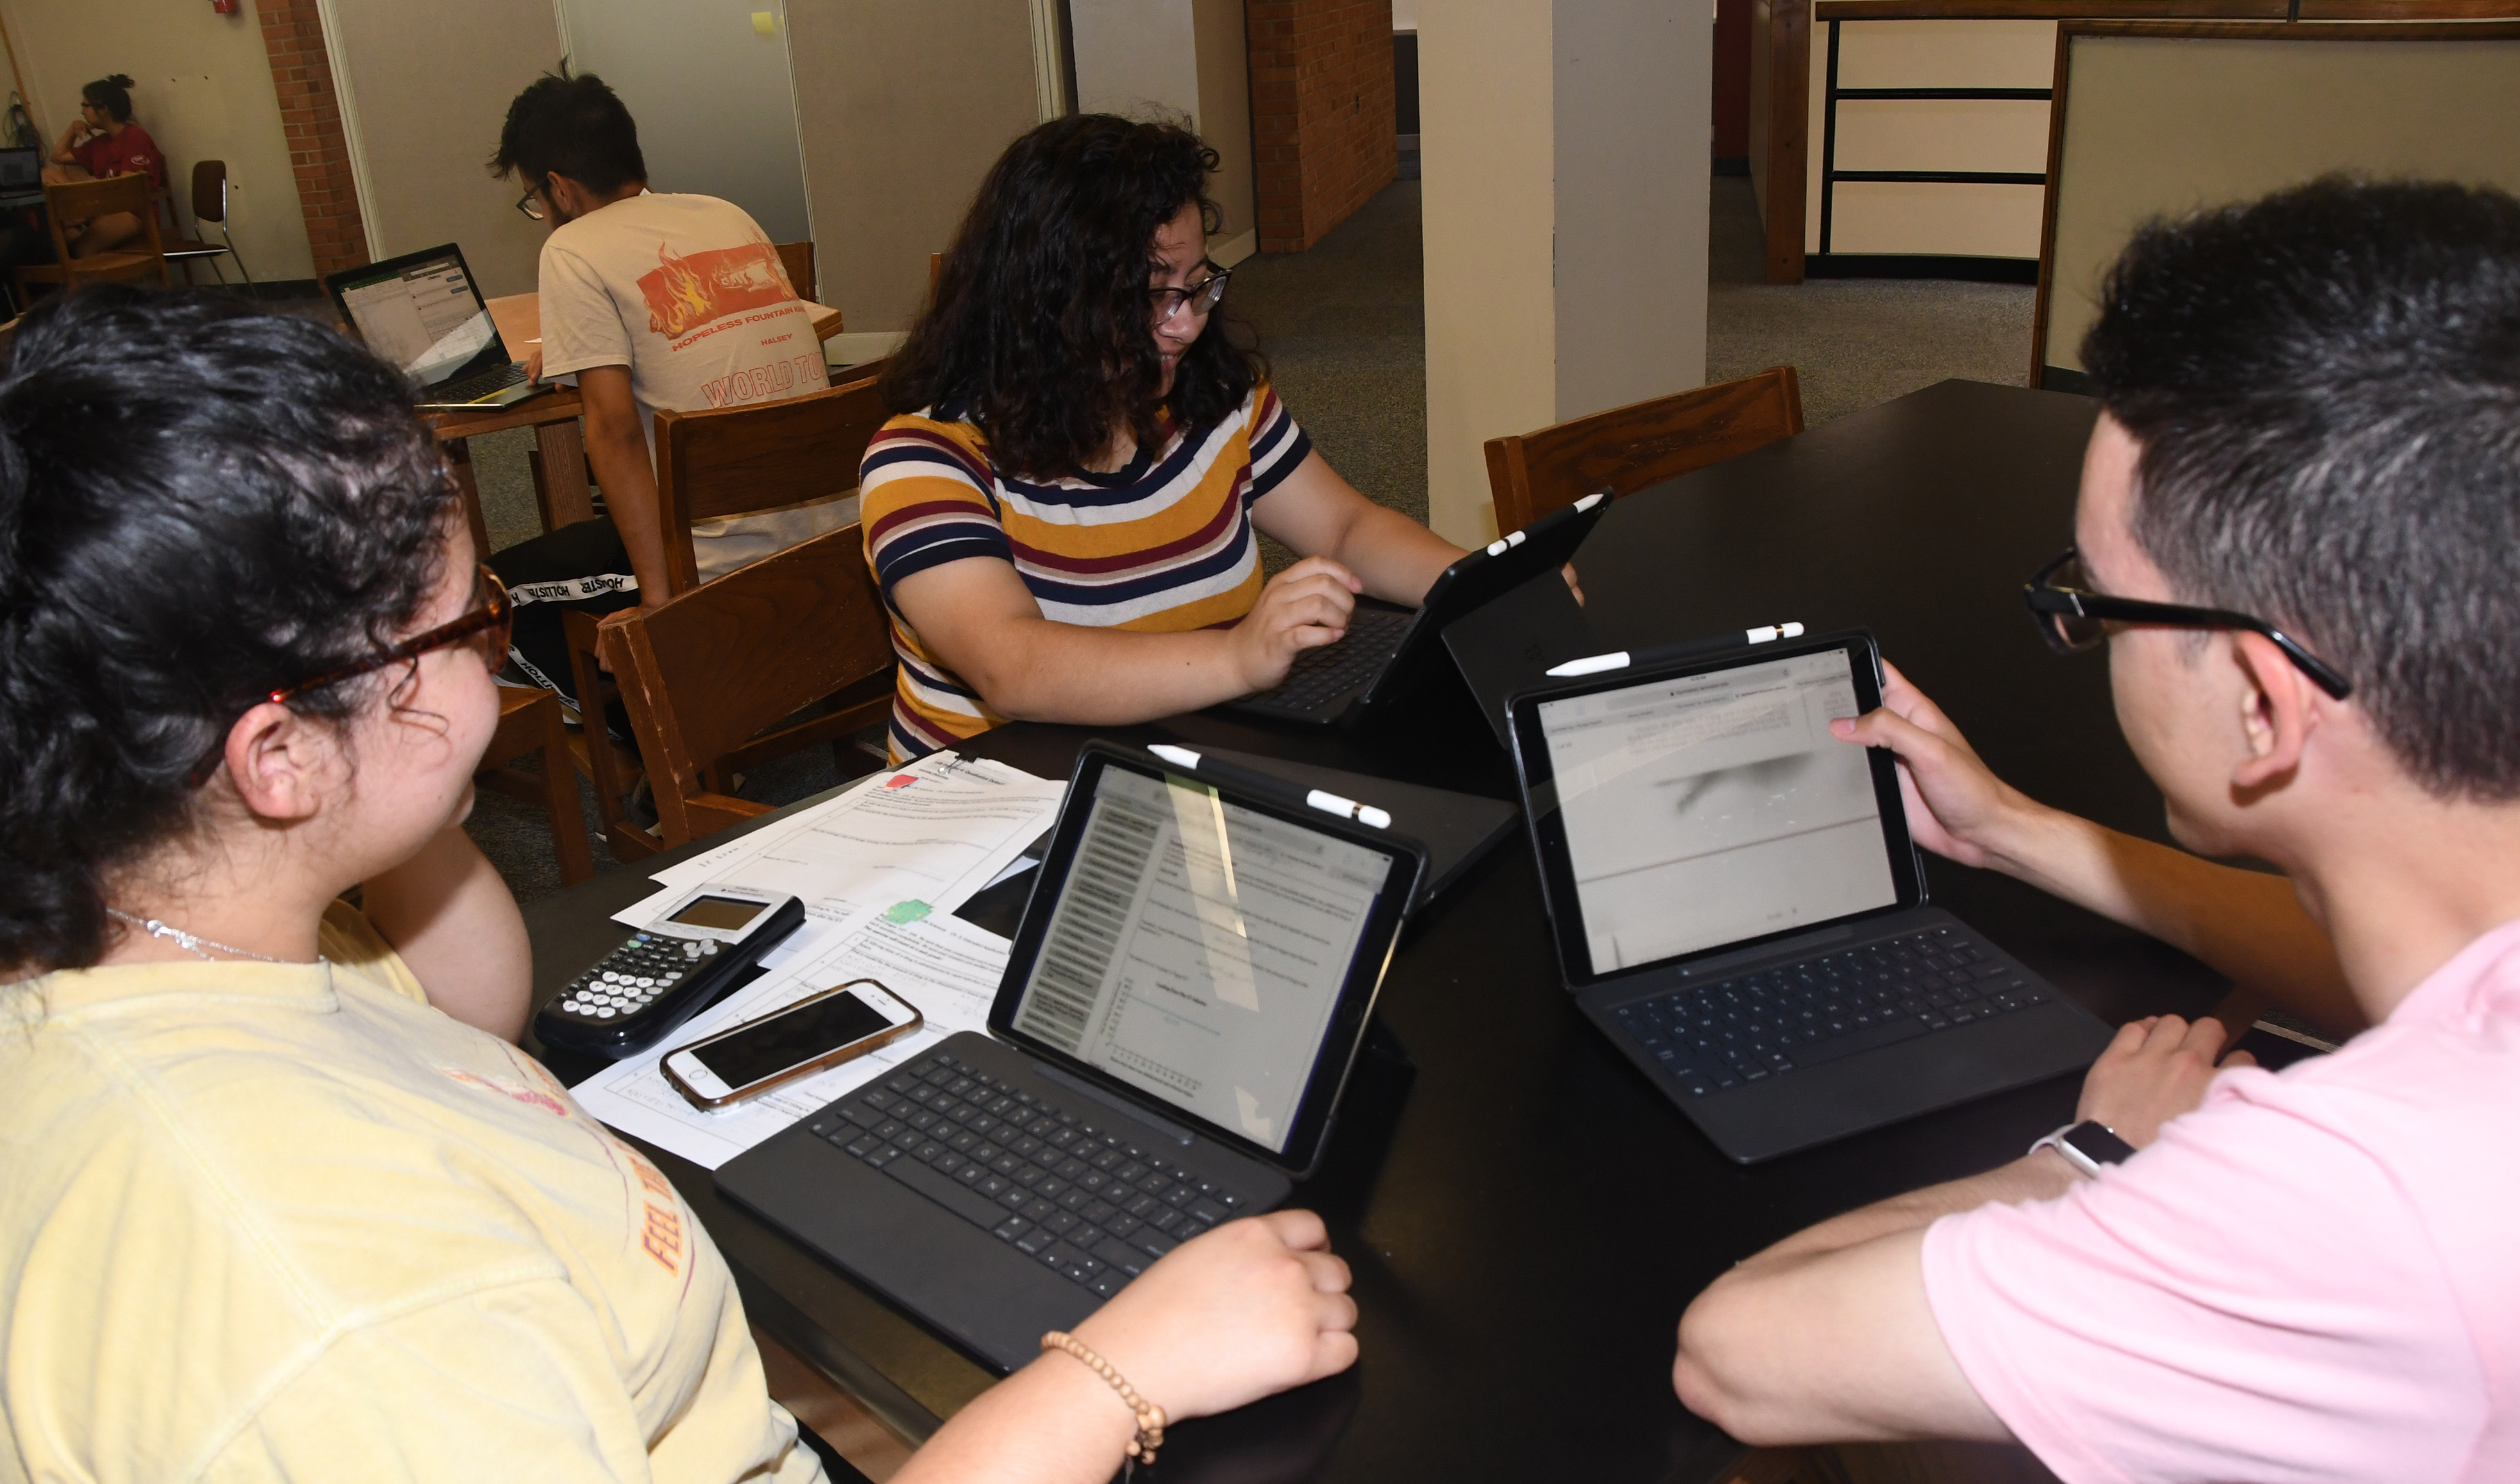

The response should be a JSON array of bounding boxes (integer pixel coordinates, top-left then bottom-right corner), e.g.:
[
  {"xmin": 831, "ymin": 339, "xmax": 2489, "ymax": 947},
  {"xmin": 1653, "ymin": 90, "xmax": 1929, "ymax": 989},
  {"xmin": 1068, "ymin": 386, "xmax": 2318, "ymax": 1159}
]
[
  {"xmin": 323, "ymin": 243, "xmax": 536, "ymax": 411},
  {"xmin": 1227, "ymin": 491, "xmax": 1612, "ymax": 727},
  {"xmin": 1506, "ymin": 629, "xmax": 2113, "ymax": 1163},
  {"xmin": 715, "ymin": 741, "xmax": 1427, "ymax": 1370},
  {"xmin": 0, "ymin": 148, "xmax": 42, "ymax": 207}
]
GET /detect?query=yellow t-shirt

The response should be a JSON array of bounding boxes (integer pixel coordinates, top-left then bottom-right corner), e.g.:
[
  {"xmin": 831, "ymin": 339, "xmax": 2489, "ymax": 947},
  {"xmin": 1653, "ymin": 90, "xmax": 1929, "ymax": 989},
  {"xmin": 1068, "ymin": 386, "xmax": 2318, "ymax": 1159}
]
[{"xmin": 0, "ymin": 903, "xmax": 824, "ymax": 1484}]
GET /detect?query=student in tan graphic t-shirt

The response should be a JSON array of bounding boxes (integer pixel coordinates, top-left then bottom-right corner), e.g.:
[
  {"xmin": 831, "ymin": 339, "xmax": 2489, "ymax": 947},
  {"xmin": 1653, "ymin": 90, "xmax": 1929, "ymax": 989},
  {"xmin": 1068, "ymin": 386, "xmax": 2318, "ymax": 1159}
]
[{"xmin": 492, "ymin": 68, "xmax": 849, "ymax": 613}]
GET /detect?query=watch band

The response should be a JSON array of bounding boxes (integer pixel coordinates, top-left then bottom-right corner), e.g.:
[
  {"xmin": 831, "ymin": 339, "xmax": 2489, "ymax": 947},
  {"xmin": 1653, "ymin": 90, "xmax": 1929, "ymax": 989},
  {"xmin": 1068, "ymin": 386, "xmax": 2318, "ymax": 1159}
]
[{"xmin": 2029, "ymin": 1119, "xmax": 2136, "ymax": 1177}]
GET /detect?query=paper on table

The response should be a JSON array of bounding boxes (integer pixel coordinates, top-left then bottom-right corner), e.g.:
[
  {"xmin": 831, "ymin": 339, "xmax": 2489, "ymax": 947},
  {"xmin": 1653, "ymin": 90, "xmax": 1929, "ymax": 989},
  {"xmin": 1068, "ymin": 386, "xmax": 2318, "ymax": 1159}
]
[
  {"xmin": 570, "ymin": 911, "xmax": 1012, "ymax": 1169},
  {"xmin": 618, "ymin": 751, "xmax": 1064, "ymax": 935}
]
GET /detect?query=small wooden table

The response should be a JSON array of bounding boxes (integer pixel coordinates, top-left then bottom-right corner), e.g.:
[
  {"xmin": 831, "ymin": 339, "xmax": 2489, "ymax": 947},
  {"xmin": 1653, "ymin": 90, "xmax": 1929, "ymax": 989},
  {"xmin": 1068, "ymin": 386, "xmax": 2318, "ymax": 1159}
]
[{"xmin": 429, "ymin": 293, "xmax": 846, "ymax": 558}]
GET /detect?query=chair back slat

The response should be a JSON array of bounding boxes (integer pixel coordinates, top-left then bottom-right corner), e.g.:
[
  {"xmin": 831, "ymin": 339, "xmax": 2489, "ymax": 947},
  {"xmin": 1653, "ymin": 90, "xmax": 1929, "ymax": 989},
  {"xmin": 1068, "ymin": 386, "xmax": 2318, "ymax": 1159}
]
[
  {"xmin": 46, "ymin": 172, "xmax": 157, "ymax": 227},
  {"xmin": 605, "ymin": 522, "xmax": 894, "ymax": 798},
  {"xmin": 1483, "ymin": 366, "xmax": 1804, "ymax": 536},
  {"xmin": 191, "ymin": 160, "xmax": 227, "ymax": 224},
  {"xmin": 774, "ymin": 240, "xmax": 815, "ymax": 304},
  {"xmin": 651, "ymin": 371, "xmax": 896, "ymax": 595}
]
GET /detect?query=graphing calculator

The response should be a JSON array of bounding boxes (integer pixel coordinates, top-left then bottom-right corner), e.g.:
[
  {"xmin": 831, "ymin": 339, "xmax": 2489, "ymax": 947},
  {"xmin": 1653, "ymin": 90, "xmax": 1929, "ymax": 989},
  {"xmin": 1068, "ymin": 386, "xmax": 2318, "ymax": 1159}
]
[{"xmin": 532, "ymin": 883, "xmax": 807, "ymax": 1059}]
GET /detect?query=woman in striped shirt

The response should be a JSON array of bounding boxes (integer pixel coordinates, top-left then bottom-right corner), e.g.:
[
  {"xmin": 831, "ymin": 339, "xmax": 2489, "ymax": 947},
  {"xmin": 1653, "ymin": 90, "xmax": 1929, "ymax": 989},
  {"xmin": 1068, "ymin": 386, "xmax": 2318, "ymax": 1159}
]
[{"xmin": 860, "ymin": 115, "xmax": 1472, "ymax": 760}]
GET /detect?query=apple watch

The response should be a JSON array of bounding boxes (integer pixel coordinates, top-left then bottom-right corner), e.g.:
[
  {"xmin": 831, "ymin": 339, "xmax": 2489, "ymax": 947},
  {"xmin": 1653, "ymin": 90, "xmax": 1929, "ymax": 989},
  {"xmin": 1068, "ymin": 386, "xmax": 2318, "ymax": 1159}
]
[{"xmin": 2029, "ymin": 1119, "xmax": 2137, "ymax": 1177}]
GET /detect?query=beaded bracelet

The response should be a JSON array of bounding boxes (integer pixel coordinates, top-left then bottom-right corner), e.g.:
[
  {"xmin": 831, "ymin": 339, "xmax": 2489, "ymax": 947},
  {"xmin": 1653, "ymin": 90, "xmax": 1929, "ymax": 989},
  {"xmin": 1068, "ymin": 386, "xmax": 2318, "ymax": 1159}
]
[{"xmin": 1041, "ymin": 1330, "xmax": 1168, "ymax": 1468}]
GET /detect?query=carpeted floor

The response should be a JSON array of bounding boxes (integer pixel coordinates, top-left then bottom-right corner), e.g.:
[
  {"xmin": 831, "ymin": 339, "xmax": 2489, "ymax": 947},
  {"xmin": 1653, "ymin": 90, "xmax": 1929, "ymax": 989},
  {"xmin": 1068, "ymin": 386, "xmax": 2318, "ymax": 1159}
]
[{"xmin": 459, "ymin": 173, "xmax": 2038, "ymax": 903}]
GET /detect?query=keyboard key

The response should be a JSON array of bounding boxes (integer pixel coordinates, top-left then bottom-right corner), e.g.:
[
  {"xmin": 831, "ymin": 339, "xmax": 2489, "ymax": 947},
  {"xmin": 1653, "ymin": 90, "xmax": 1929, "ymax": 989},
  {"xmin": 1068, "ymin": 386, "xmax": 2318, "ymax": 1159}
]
[
  {"xmin": 1092, "ymin": 1235, "xmax": 1148, "ymax": 1276},
  {"xmin": 1088, "ymin": 1272, "xmax": 1123, "ymax": 1299},
  {"xmin": 992, "ymin": 1216, "xmax": 1028, "ymax": 1243},
  {"xmin": 880, "ymin": 1148, "xmax": 1015, "ymax": 1229},
  {"xmin": 1021, "ymin": 1197, "xmax": 1056, "ymax": 1222}
]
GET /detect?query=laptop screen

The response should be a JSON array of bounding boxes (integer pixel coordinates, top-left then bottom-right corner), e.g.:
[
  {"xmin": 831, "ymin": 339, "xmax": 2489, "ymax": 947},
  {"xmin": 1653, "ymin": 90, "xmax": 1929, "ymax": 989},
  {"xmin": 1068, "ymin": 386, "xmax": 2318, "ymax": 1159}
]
[
  {"xmin": 1533, "ymin": 645, "xmax": 1900, "ymax": 973},
  {"xmin": 331, "ymin": 249, "xmax": 504, "ymax": 388},
  {"xmin": 1005, "ymin": 762, "xmax": 1397, "ymax": 1156},
  {"xmin": 0, "ymin": 149, "xmax": 40, "ymax": 192}
]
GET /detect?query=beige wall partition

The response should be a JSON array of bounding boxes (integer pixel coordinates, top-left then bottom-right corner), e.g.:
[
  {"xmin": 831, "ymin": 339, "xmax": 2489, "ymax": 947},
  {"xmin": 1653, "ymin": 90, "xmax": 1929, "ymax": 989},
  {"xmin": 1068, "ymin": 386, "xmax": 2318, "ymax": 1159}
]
[
  {"xmin": 1190, "ymin": 0, "xmax": 1255, "ymax": 259},
  {"xmin": 2037, "ymin": 21, "xmax": 2520, "ymax": 384},
  {"xmin": 787, "ymin": 0, "xmax": 1044, "ymax": 354},
  {"xmin": 1, "ymin": 0, "xmax": 317, "ymax": 281},
  {"xmin": 1421, "ymin": 0, "xmax": 1712, "ymax": 547},
  {"xmin": 1420, "ymin": 0, "xmax": 1556, "ymax": 545},
  {"xmin": 316, "ymin": 0, "xmax": 563, "ymax": 298}
]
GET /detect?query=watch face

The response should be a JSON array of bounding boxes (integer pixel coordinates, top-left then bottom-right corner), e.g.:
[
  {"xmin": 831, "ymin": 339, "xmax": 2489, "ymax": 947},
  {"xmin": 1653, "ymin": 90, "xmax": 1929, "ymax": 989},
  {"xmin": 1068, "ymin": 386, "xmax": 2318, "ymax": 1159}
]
[{"xmin": 2063, "ymin": 1121, "xmax": 2137, "ymax": 1167}]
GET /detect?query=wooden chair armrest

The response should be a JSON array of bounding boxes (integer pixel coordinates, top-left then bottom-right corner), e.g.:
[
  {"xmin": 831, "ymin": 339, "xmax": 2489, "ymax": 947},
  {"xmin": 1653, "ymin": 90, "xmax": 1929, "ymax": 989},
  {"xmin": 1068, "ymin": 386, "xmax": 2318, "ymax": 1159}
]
[{"xmin": 681, "ymin": 792, "xmax": 770, "ymax": 834}]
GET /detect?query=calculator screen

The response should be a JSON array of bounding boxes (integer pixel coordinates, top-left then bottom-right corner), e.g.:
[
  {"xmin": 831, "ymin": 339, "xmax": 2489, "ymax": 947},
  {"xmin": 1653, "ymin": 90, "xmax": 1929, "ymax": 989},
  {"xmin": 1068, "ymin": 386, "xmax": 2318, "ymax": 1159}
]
[{"xmin": 669, "ymin": 894, "xmax": 767, "ymax": 932}]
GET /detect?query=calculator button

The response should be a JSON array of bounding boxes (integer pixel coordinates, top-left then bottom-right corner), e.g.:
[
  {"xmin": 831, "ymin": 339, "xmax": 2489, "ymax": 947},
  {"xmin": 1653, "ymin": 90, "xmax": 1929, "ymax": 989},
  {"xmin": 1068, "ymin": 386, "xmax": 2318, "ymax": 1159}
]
[
  {"xmin": 600, "ymin": 971, "xmax": 620, "ymax": 984},
  {"xmin": 593, "ymin": 1007, "xmax": 615, "ymax": 1018}
]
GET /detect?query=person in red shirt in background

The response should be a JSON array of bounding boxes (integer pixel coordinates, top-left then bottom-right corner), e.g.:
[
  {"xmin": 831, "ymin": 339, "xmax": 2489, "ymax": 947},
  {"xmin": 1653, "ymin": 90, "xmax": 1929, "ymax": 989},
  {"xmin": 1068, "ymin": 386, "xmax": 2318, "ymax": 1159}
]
[{"xmin": 43, "ymin": 74, "xmax": 164, "ymax": 258}]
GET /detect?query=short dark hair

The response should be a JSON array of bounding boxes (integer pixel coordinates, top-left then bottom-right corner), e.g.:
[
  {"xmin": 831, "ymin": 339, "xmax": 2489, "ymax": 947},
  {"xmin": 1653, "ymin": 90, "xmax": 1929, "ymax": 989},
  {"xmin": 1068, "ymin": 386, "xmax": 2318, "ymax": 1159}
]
[
  {"xmin": 882, "ymin": 114, "xmax": 1262, "ymax": 479},
  {"xmin": 81, "ymin": 74, "xmax": 135, "ymax": 123},
  {"xmin": 0, "ymin": 289, "xmax": 456, "ymax": 977},
  {"xmin": 2083, "ymin": 177, "xmax": 2520, "ymax": 800},
  {"xmin": 490, "ymin": 65, "xmax": 647, "ymax": 195}
]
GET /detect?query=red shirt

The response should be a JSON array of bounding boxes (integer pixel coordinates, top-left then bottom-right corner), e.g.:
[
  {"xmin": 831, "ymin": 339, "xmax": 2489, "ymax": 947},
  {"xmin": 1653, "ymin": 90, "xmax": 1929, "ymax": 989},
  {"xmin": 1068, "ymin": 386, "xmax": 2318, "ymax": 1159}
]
[{"xmin": 71, "ymin": 123, "xmax": 163, "ymax": 190}]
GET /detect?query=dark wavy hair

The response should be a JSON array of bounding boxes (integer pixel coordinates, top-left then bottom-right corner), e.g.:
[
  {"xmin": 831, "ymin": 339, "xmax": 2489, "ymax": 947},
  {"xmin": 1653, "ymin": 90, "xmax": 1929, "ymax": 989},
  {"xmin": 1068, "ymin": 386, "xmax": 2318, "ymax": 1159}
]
[
  {"xmin": 490, "ymin": 65, "xmax": 647, "ymax": 195},
  {"xmin": 882, "ymin": 114, "xmax": 1263, "ymax": 479},
  {"xmin": 0, "ymin": 289, "xmax": 456, "ymax": 977},
  {"xmin": 82, "ymin": 74, "xmax": 135, "ymax": 124},
  {"xmin": 2084, "ymin": 177, "xmax": 2520, "ymax": 799}
]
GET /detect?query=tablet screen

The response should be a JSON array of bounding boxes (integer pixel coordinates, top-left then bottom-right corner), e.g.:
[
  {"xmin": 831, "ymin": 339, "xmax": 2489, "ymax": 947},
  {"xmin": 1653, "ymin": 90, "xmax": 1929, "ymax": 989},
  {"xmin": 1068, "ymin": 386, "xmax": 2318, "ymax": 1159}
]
[
  {"xmin": 1535, "ymin": 647, "xmax": 1898, "ymax": 972},
  {"xmin": 1007, "ymin": 765, "xmax": 1395, "ymax": 1155}
]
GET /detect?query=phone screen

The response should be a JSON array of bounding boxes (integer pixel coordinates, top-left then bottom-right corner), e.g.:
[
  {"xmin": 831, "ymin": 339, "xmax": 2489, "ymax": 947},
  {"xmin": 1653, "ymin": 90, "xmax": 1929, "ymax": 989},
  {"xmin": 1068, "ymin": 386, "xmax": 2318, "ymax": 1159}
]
[{"xmin": 693, "ymin": 989, "xmax": 893, "ymax": 1088}]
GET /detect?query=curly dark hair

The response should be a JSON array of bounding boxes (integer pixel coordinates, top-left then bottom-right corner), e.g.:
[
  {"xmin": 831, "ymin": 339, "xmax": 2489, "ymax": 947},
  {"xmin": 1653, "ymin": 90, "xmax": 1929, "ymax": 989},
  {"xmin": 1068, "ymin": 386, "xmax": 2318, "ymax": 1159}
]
[
  {"xmin": 881, "ymin": 114, "xmax": 1264, "ymax": 479},
  {"xmin": 2083, "ymin": 177, "xmax": 2520, "ymax": 800},
  {"xmin": 0, "ymin": 288, "xmax": 457, "ymax": 977}
]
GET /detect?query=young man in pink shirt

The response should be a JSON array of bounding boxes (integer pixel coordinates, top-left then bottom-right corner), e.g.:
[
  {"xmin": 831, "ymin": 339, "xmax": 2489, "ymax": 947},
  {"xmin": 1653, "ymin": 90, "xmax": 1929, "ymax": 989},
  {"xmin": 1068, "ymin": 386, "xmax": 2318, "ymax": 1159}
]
[{"xmin": 1671, "ymin": 177, "xmax": 2520, "ymax": 1483}]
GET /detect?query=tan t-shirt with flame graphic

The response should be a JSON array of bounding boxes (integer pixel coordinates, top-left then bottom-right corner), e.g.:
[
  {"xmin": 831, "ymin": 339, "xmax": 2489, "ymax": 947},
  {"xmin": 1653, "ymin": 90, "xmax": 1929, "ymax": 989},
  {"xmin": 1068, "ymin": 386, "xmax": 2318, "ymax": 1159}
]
[{"xmin": 539, "ymin": 191, "xmax": 849, "ymax": 583}]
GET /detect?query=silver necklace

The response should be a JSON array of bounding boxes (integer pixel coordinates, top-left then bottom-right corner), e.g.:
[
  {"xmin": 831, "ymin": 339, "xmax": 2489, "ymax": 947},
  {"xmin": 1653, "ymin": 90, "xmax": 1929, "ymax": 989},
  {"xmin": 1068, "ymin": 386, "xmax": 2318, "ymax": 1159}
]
[{"xmin": 106, "ymin": 907, "xmax": 291, "ymax": 964}]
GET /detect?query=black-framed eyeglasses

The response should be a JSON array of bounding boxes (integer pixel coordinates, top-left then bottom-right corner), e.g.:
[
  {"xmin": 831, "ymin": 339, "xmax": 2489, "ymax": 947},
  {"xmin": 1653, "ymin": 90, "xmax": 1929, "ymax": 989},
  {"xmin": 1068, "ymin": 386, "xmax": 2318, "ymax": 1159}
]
[
  {"xmin": 185, "ymin": 567, "xmax": 516, "ymax": 788},
  {"xmin": 2022, "ymin": 547, "xmax": 2352, "ymax": 699},
  {"xmin": 1152, "ymin": 263, "xmax": 1230, "ymax": 325},
  {"xmin": 515, "ymin": 187, "xmax": 545, "ymax": 222}
]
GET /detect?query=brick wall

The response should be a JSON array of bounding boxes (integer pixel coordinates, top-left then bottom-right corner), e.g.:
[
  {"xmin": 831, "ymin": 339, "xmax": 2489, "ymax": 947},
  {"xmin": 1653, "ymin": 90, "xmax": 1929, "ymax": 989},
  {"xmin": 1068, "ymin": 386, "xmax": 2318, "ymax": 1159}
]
[
  {"xmin": 1248, "ymin": 0, "xmax": 1398, "ymax": 253},
  {"xmin": 254, "ymin": 0, "xmax": 368, "ymax": 277}
]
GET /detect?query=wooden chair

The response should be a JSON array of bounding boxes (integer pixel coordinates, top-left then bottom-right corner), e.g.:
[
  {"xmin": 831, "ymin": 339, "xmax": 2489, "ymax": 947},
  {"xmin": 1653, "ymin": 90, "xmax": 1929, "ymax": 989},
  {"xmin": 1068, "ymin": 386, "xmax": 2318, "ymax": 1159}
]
[
  {"xmin": 476, "ymin": 685, "xmax": 597, "ymax": 885},
  {"xmin": 775, "ymin": 240, "xmax": 815, "ymax": 304},
  {"xmin": 563, "ymin": 370, "xmax": 896, "ymax": 860},
  {"xmin": 163, "ymin": 161, "xmax": 253, "ymax": 294},
  {"xmin": 13, "ymin": 173, "xmax": 172, "ymax": 304},
  {"xmin": 1482, "ymin": 366, "xmax": 1804, "ymax": 536},
  {"xmin": 597, "ymin": 522, "xmax": 896, "ymax": 851}
]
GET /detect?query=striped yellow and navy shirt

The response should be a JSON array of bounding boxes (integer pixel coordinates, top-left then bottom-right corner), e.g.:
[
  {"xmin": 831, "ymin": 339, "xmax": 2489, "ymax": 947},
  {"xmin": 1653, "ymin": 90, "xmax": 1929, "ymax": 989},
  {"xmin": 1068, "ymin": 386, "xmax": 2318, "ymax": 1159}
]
[{"xmin": 859, "ymin": 384, "xmax": 1311, "ymax": 760}]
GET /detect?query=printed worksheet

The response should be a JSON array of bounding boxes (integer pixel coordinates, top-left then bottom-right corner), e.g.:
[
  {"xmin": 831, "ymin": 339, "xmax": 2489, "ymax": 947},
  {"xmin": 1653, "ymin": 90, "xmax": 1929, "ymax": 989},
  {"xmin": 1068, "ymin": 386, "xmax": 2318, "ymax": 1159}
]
[
  {"xmin": 570, "ymin": 912, "xmax": 1012, "ymax": 1169},
  {"xmin": 617, "ymin": 750, "xmax": 1065, "ymax": 936}
]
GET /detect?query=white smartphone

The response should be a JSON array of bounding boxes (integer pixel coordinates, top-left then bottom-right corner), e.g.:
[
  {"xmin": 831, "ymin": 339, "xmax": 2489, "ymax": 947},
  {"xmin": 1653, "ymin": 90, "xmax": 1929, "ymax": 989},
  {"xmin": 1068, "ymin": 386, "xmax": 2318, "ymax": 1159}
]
[{"xmin": 661, "ymin": 978, "xmax": 923, "ymax": 1111}]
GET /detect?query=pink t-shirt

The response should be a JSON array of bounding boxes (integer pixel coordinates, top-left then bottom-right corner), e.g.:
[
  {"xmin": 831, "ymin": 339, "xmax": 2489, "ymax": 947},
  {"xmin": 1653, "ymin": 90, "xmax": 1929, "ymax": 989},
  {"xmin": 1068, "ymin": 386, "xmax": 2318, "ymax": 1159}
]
[{"xmin": 1922, "ymin": 916, "xmax": 2520, "ymax": 1484}]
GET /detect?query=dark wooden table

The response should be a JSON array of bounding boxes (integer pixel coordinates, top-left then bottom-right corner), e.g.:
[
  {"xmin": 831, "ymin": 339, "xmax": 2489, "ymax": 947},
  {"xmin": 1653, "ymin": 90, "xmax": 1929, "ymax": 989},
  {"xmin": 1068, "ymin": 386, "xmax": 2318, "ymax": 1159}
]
[{"xmin": 523, "ymin": 380, "xmax": 2229, "ymax": 1483}]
